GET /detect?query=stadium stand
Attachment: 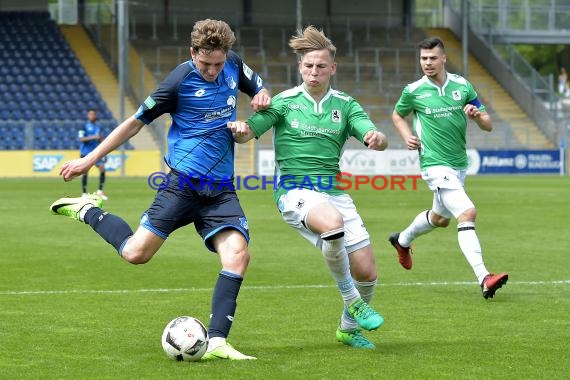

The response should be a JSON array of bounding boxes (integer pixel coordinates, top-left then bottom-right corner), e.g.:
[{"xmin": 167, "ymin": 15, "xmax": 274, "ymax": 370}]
[
  {"xmin": 0, "ymin": 11, "xmax": 132, "ymax": 151},
  {"xmin": 131, "ymin": 23, "xmax": 552, "ymax": 150}
]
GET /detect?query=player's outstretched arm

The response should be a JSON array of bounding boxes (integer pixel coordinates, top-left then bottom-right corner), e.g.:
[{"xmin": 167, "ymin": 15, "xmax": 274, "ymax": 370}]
[
  {"xmin": 228, "ymin": 121, "xmax": 256, "ymax": 144},
  {"xmin": 60, "ymin": 116, "xmax": 145, "ymax": 182}
]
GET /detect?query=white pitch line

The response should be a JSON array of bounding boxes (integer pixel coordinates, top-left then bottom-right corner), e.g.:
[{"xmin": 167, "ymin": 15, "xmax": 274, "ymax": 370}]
[{"xmin": 0, "ymin": 280, "xmax": 569, "ymax": 296}]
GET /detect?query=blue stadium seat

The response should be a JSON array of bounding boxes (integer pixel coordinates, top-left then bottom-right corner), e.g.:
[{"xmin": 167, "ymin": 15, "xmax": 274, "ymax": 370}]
[{"xmin": 0, "ymin": 10, "xmax": 118, "ymax": 149}]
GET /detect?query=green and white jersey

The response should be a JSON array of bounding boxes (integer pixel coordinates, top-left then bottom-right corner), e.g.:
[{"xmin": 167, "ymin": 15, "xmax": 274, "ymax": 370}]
[
  {"xmin": 394, "ymin": 72, "xmax": 484, "ymax": 170},
  {"xmin": 247, "ymin": 84, "xmax": 376, "ymax": 198}
]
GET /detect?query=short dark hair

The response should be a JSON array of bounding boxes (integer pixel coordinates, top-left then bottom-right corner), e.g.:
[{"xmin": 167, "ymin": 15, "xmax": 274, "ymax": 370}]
[{"xmin": 418, "ymin": 37, "xmax": 445, "ymax": 51}]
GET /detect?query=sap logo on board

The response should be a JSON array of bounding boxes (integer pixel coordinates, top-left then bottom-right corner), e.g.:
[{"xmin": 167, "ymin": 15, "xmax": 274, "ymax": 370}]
[
  {"xmin": 33, "ymin": 154, "xmax": 63, "ymax": 172},
  {"xmin": 104, "ymin": 154, "xmax": 128, "ymax": 171}
]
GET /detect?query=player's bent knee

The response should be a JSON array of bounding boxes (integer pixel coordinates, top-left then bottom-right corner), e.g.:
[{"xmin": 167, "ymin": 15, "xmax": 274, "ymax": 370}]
[
  {"xmin": 220, "ymin": 248, "xmax": 250, "ymax": 275},
  {"xmin": 431, "ymin": 213, "xmax": 451, "ymax": 227},
  {"xmin": 121, "ymin": 245, "xmax": 155, "ymax": 265},
  {"xmin": 435, "ymin": 218, "xmax": 451, "ymax": 228},
  {"xmin": 458, "ymin": 208, "xmax": 477, "ymax": 222}
]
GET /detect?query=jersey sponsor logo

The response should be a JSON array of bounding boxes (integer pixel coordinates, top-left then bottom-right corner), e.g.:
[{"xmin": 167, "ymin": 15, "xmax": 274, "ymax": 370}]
[
  {"xmin": 299, "ymin": 124, "xmax": 340, "ymax": 137},
  {"xmin": 331, "ymin": 109, "xmax": 341, "ymax": 123},
  {"xmin": 291, "ymin": 118, "xmax": 299, "ymax": 128},
  {"xmin": 204, "ymin": 106, "xmax": 234, "ymax": 122},
  {"xmin": 452, "ymin": 90, "xmax": 461, "ymax": 100},
  {"xmin": 425, "ymin": 105, "xmax": 462, "ymax": 118},
  {"xmin": 195, "ymin": 89, "xmax": 206, "ymax": 97},
  {"xmin": 227, "ymin": 95, "xmax": 236, "ymax": 107},
  {"xmin": 33, "ymin": 154, "xmax": 63, "ymax": 172},
  {"xmin": 243, "ymin": 63, "xmax": 253, "ymax": 79},
  {"xmin": 416, "ymin": 93, "xmax": 432, "ymax": 99},
  {"xmin": 288, "ymin": 103, "xmax": 308, "ymax": 110},
  {"xmin": 226, "ymin": 76, "xmax": 237, "ymax": 89}
]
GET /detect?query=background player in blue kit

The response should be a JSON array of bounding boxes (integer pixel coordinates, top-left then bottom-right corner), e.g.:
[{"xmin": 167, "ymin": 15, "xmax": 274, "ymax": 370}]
[
  {"xmin": 78, "ymin": 109, "xmax": 108, "ymax": 200},
  {"xmin": 50, "ymin": 19, "xmax": 271, "ymax": 360}
]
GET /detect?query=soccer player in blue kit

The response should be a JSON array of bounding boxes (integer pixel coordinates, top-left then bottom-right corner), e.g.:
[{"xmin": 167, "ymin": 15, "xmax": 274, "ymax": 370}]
[
  {"xmin": 78, "ymin": 109, "xmax": 108, "ymax": 200},
  {"xmin": 50, "ymin": 19, "xmax": 271, "ymax": 360}
]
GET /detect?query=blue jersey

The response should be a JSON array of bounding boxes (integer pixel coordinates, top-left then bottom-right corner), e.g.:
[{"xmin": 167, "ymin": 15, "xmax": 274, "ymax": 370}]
[
  {"xmin": 135, "ymin": 51, "xmax": 264, "ymax": 180},
  {"xmin": 78, "ymin": 121, "xmax": 101, "ymax": 156}
]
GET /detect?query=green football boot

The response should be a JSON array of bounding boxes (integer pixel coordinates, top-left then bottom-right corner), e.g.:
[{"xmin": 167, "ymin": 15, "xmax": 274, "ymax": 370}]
[
  {"xmin": 347, "ymin": 299, "xmax": 384, "ymax": 331},
  {"xmin": 201, "ymin": 342, "xmax": 256, "ymax": 361},
  {"xmin": 50, "ymin": 194, "xmax": 103, "ymax": 222},
  {"xmin": 336, "ymin": 327, "xmax": 376, "ymax": 349}
]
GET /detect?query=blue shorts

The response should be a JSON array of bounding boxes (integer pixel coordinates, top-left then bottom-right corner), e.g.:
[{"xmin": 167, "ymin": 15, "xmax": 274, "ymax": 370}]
[{"xmin": 141, "ymin": 170, "xmax": 250, "ymax": 252}]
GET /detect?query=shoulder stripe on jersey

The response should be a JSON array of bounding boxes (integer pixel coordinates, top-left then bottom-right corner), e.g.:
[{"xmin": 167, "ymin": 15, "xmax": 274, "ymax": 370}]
[
  {"xmin": 331, "ymin": 90, "xmax": 351, "ymax": 102},
  {"xmin": 407, "ymin": 76, "xmax": 428, "ymax": 93},
  {"xmin": 448, "ymin": 73, "xmax": 468, "ymax": 85},
  {"xmin": 281, "ymin": 85, "xmax": 304, "ymax": 98}
]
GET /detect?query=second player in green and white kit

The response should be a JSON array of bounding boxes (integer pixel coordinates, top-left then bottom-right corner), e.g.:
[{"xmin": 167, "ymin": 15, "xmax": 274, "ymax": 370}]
[
  {"xmin": 228, "ymin": 26, "xmax": 388, "ymax": 349},
  {"xmin": 389, "ymin": 37, "xmax": 508, "ymax": 299}
]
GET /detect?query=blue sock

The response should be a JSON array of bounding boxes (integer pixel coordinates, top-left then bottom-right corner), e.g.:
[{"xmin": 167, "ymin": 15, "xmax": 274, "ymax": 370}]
[
  {"xmin": 99, "ymin": 172, "xmax": 106, "ymax": 190},
  {"xmin": 84, "ymin": 207, "xmax": 133, "ymax": 253},
  {"xmin": 208, "ymin": 271, "xmax": 243, "ymax": 339}
]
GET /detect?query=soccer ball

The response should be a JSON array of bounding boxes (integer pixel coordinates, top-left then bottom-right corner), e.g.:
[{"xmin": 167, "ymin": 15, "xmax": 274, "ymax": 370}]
[{"xmin": 161, "ymin": 316, "xmax": 209, "ymax": 362}]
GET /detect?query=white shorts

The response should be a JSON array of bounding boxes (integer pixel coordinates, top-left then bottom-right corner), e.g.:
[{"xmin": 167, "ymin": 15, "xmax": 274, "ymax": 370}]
[
  {"xmin": 421, "ymin": 166, "xmax": 475, "ymax": 219},
  {"xmin": 277, "ymin": 189, "xmax": 370, "ymax": 253}
]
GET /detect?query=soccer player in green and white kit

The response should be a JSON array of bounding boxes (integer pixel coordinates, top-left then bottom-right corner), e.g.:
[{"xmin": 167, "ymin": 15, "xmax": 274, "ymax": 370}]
[
  {"xmin": 228, "ymin": 26, "xmax": 388, "ymax": 349},
  {"xmin": 389, "ymin": 37, "xmax": 508, "ymax": 299}
]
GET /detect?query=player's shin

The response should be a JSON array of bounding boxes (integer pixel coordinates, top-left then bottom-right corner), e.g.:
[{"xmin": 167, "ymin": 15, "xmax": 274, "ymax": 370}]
[{"xmin": 83, "ymin": 208, "xmax": 134, "ymax": 253}]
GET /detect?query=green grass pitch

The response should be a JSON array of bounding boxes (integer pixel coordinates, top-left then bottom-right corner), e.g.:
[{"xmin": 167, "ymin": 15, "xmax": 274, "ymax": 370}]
[{"xmin": 1, "ymin": 176, "xmax": 568, "ymax": 379}]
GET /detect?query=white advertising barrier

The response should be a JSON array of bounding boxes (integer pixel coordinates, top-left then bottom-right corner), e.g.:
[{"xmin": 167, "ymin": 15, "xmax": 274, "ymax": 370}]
[{"xmin": 258, "ymin": 149, "xmax": 480, "ymax": 176}]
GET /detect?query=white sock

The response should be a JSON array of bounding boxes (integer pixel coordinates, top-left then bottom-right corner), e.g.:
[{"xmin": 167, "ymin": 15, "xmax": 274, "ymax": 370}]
[
  {"xmin": 322, "ymin": 236, "xmax": 360, "ymax": 306},
  {"xmin": 457, "ymin": 221, "xmax": 489, "ymax": 284},
  {"xmin": 399, "ymin": 210, "xmax": 436, "ymax": 247},
  {"xmin": 340, "ymin": 279, "xmax": 376, "ymax": 330},
  {"xmin": 207, "ymin": 336, "xmax": 226, "ymax": 352}
]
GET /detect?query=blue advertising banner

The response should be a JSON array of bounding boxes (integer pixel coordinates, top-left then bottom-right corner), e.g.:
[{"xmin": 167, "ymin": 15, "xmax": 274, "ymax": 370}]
[{"xmin": 477, "ymin": 150, "xmax": 562, "ymax": 174}]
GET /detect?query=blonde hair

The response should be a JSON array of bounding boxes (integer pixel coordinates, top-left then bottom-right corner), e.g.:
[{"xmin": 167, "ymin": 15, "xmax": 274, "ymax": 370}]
[
  {"xmin": 288, "ymin": 25, "xmax": 336, "ymax": 59},
  {"xmin": 191, "ymin": 19, "xmax": 236, "ymax": 53}
]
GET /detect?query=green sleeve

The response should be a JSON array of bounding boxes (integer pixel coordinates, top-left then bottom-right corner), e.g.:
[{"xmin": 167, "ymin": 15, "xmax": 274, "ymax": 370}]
[
  {"xmin": 347, "ymin": 99, "xmax": 377, "ymax": 143},
  {"xmin": 466, "ymin": 81, "xmax": 486, "ymax": 112},
  {"xmin": 394, "ymin": 86, "xmax": 413, "ymax": 117},
  {"xmin": 247, "ymin": 95, "xmax": 283, "ymax": 137}
]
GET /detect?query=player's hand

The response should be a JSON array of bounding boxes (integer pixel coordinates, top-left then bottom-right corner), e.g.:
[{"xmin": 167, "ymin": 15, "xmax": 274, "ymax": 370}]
[
  {"xmin": 227, "ymin": 121, "xmax": 252, "ymax": 139},
  {"xmin": 464, "ymin": 104, "xmax": 481, "ymax": 119},
  {"xmin": 59, "ymin": 158, "xmax": 92, "ymax": 182},
  {"xmin": 250, "ymin": 88, "xmax": 271, "ymax": 111},
  {"xmin": 406, "ymin": 135, "xmax": 421, "ymax": 150},
  {"xmin": 363, "ymin": 131, "xmax": 388, "ymax": 151}
]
